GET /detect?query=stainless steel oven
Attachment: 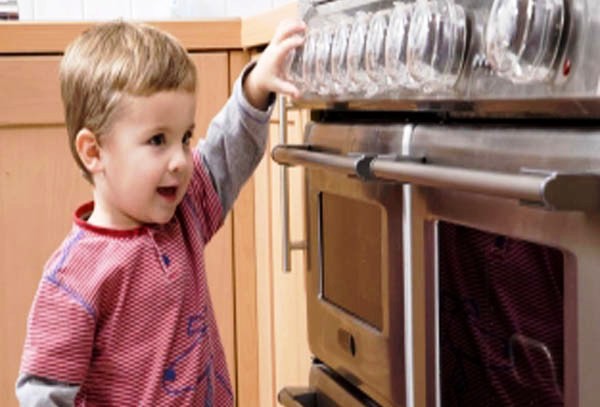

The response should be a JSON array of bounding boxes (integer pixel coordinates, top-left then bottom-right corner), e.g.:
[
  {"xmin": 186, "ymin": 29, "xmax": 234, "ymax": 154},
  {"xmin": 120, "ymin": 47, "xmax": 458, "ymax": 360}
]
[{"xmin": 274, "ymin": 0, "xmax": 600, "ymax": 406}]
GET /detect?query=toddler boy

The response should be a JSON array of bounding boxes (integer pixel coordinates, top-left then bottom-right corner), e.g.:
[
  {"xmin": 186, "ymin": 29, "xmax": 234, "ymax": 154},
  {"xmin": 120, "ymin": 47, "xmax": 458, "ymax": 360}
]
[{"xmin": 16, "ymin": 19, "xmax": 304, "ymax": 406}]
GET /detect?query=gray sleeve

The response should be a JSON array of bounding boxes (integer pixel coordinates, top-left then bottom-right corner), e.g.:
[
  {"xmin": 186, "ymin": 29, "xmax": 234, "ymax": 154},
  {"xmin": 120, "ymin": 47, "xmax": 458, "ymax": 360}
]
[
  {"xmin": 15, "ymin": 374, "xmax": 79, "ymax": 407},
  {"xmin": 198, "ymin": 62, "xmax": 275, "ymax": 214}
]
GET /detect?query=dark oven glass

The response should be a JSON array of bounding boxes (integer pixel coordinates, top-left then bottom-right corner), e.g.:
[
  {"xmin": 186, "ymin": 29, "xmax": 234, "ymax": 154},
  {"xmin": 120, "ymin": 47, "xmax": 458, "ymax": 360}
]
[
  {"xmin": 319, "ymin": 191, "xmax": 383, "ymax": 331},
  {"xmin": 438, "ymin": 221, "xmax": 564, "ymax": 407}
]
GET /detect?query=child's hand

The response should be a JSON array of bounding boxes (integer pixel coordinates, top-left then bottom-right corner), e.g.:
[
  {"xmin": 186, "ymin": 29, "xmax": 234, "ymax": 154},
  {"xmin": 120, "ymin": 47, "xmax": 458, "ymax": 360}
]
[{"xmin": 244, "ymin": 19, "xmax": 306, "ymax": 110}]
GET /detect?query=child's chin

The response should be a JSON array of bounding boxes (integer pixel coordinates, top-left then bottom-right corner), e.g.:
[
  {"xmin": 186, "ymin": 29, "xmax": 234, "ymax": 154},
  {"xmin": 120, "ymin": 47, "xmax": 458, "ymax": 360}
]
[
  {"xmin": 147, "ymin": 210, "xmax": 176, "ymax": 225},
  {"xmin": 156, "ymin": 215, "xmax": 175, "ymax": 225}
]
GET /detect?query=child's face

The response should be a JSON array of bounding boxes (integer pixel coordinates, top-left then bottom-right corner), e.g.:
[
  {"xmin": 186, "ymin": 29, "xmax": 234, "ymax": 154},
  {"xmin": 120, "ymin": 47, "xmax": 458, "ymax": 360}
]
[{"xmin": 94, "ymin": 90, "xmax": 196, "ymax": 229}]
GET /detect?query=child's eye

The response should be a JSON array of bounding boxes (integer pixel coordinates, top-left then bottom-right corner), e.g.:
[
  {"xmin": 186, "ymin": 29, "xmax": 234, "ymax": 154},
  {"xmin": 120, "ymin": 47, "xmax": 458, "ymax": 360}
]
[
  {"xmin": 183, "ymin": 131, "xmax": 193, "ymax": 146},
  {"xmin": 149, "ymin": 133, "xmax": 165, "ymax": 146}
]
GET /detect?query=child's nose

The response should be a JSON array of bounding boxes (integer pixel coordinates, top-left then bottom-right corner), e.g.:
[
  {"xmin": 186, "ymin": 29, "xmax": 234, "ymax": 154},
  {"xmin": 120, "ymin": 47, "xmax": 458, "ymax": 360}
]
[{"xmin": 168, "ymin": 148, "xmax": 188, "ymax": 172}]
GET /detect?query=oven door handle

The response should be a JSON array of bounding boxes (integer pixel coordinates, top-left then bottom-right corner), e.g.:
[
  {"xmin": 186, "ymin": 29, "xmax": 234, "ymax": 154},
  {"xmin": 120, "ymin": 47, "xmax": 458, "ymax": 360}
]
[{"xmin": 272, "ymin": 144, "xmax": 600, "ymax": 212}]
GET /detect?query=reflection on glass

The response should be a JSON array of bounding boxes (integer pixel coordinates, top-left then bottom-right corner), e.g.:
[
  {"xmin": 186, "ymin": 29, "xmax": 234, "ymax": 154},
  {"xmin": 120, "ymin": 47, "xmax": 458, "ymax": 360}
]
[
  {"xmin": 407, "ymin": 0, "xmax": 467, "ymax": 93},
  {"xmin": 347, "ymin": 11, "xmax": 372, "ymax": 94},
  {"xmin": 288, "ymin": 0, "xmax": 473, "ymax": 98},
  {"xmin": 284, "ymin": 41, "xmax": 305, "ymax": 93},
  {"xmin": 330, "ymin": 17, "xmax": 352, "ymax": 96},
  {"xmin": 485, "ymin": 0, "xmax": 565, "ymax": 84},
  {"xmin": 315, "ymin": 23, "xmax": 334, "ymax": 96},
  {"xmin": 438, "ymin": 222, "xmax": 564, "ymax": 406},
  {"xmin": 365, "ymin": 9, "xmax": 391, "ymax": 97},
  {"xmin": 302, "ymin": 28, "xmax": 320, "ymax": 94},
  {"xmin": 321, "ymin": 192, "xmax": 383, "ymax": 331},
  {"xmin": 385, "ymin": 2, "xmax": 418, "ymax": 91}
]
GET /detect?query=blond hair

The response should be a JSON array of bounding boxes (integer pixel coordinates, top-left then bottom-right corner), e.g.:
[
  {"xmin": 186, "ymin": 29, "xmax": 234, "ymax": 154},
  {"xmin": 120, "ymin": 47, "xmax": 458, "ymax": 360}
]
[{"xmin": 60, "ymin": 21, "xmax": 197, "ymax": 183}]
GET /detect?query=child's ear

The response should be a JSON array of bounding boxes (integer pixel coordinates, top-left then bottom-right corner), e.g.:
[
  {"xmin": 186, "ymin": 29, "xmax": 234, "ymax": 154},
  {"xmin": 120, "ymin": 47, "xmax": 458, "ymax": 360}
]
[{"xmin": 75, "ymin": 128, "xmax": 103, "ymax": 174}]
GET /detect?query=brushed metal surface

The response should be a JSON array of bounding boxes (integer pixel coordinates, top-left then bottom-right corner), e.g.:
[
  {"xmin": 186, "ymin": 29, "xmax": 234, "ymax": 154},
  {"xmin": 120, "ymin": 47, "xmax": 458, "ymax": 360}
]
[
  {"xmin": 295, "ymin": 0, "xmax": 600, "ymax": 118},
  {"xmin": 293, "ymin": 121, "xmax": 600, "ymax": 406}
]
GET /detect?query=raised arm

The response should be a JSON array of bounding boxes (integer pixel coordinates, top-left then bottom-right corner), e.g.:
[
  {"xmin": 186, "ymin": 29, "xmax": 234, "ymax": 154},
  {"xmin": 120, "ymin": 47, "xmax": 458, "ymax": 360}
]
[{"xmin": 198, "ymin": 20, "xmax": 306, "ymax": 214}]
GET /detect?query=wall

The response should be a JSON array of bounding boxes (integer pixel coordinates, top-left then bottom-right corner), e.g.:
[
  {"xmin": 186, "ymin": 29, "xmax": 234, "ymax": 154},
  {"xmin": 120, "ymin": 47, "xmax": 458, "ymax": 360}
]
[{"xmin": 16, "ymin": 0, "xmax": 293, "ymax": 20}]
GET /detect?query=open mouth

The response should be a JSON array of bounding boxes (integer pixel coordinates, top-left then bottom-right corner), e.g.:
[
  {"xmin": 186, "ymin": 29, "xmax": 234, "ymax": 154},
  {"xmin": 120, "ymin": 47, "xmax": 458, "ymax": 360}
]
[{"xmin": 157, "ymin": 186, "xmax": 178, "ymax": 200}]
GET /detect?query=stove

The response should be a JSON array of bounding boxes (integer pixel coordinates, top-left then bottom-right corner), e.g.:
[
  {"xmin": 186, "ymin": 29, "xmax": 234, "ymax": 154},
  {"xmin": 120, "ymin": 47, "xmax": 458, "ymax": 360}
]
[{"xmin": 273, "ymin": 1, "xmax": 600, "ymax": 406}]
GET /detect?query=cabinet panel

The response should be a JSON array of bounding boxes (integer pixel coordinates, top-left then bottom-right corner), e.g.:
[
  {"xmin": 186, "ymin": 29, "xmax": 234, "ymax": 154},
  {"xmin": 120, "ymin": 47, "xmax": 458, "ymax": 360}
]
[
  {"xmin": 229, "ymin": 50, "xmax": 263, "ymax": 407},
  {"xmin": 0, "ymin": 56, "xmax": 63, "ymax": 126},
  {"xmin": 268, "ymin": 105, "xmax": 311, "ymax": 406},
  {"xmin": 0, "ymin": 125, "xmax": 91, "ymax": 407},
  {"xmin": 252, "ymin": 94, "xmax": 311, "ymax": 406},
  {"xmin": 190, "ymin": 52, "xmax": 237, "ymax": 392}
]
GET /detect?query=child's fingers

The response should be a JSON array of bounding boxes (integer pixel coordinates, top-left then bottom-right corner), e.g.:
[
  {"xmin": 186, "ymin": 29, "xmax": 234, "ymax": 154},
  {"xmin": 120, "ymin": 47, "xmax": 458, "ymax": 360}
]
[
  {"xmin": 272, "ymin": 77, "xmax": 300, "ymax": 99},
  {"xmin": 272, "ymin": 19, "xmax": 306, "ymax": 43},
  {"xmin": 275, "ymin": 35, "xmax": 305, "ymax": 64}
]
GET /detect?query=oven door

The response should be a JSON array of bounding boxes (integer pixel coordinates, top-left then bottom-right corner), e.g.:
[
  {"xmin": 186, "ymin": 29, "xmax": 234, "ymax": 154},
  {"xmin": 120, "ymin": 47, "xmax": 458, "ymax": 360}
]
[
  {"xmin": 405, "ymin": 125, "xmax": 600, "ymax": 407},
  {"xmin": 273, "ymin": 122, "xmax": 600, "ymax": 407},
  {"xmin": 277, "ymin": 123, "xmax": 410, "ymax": 407}
]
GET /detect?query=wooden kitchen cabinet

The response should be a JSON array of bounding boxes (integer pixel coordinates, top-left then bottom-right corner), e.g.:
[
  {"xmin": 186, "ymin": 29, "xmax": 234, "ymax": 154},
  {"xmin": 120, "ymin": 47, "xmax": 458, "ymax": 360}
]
[
  {"xmin": 0, "ymin": 51, "xmax": 235, "ymax": 407},
  {"xmin": 0, "ymin": 56, "xmax": 89, "ymax": 407},
  {"xmin": 249, "ymin": 51, "xmax": 312, "ymax": 404},
  {"xmin": 264, "ymin": 101, "xmax": 312, "ymax": 407}
]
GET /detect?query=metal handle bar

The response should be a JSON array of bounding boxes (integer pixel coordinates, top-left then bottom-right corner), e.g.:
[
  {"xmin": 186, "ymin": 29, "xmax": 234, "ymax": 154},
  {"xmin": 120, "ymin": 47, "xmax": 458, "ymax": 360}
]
[
  {"xmin": 278, "ymin": 97, "xmax": 308, "ymax": 273},
  {"xmin": 272, "ymin": 144, "xmax": 600, "ymax": 212}
]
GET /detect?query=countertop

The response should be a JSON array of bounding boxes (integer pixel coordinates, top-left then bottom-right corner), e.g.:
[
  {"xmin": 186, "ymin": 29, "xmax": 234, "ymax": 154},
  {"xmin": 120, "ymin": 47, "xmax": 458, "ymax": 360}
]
[{"xmin": 0, "ymin": 1, "xmax": 297, "ymax": 53}]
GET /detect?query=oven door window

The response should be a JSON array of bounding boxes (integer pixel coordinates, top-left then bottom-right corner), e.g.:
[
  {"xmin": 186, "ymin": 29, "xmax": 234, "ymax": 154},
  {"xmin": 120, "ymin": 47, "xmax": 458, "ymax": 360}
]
[
  {"xmin": 438, "ymin": 221, "xmax": 564, "ymax": 406},
  {"xmin": 319, "ymin": 192, "xmax": 383, "ymax": 331}
]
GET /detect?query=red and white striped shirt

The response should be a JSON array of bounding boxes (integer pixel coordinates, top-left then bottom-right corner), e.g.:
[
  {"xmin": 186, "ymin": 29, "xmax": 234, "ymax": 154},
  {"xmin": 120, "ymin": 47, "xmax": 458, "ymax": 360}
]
[{"xmin": 21, "ymin": 150, "xmax": 233, "ymax": 406}]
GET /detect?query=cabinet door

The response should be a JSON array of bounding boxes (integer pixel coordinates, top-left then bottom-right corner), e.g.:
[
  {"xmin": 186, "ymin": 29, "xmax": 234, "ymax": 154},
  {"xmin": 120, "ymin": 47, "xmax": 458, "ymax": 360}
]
[
  {"xmin": 0, "ymin": 56, "xmax": 92, "ymax": 407},
  {"xmin": 189, "ymin": 52, "xmax": 237, "ymax": 392},
  {"xmin": 0, "ymin": 125, "xmax": 91, "ymax": 405},
  {"xmin": 270, "ymin": 103, "xmax": 311, "ymax": 407},
  {"xmin": 229, "ymin": 50, "xmax": 261, "ymax": 407},
  {"xmin": 252, "ymin": 91, "xmax": 312, "ymax": 406}
]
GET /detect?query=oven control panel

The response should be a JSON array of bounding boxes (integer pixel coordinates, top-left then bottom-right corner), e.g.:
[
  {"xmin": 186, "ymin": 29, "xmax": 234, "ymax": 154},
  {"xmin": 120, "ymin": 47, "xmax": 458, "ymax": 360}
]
[{"xmin": 289, "ymin": 0, "xmax": 600, "ymax": 116}]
